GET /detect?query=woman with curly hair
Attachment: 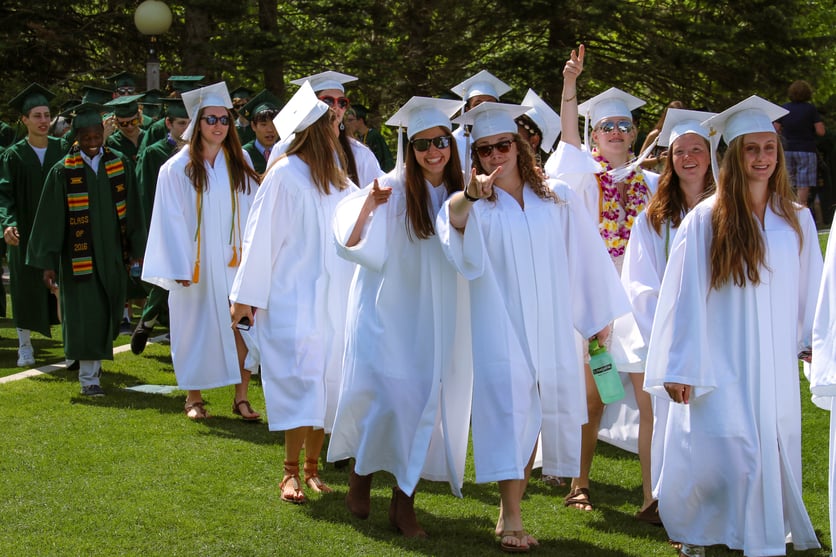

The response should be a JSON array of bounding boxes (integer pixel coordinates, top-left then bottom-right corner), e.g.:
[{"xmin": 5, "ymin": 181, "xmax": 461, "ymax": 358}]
[
  {"xmin": 645, "ymin": 96, "xmax": 822, "ymax": 557},
  {"xmin": 438, "ymin": 102, "xmax": 629, "ymax": 552},
  {"xmin": 143, "ymin": 82, "xmax": 261, "ymax": 421}
]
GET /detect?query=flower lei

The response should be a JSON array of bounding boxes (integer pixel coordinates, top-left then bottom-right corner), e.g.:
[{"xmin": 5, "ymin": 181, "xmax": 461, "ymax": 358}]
[{"xmin": 592, "ymin": 148, "xmax": 651, "ymax": 259}]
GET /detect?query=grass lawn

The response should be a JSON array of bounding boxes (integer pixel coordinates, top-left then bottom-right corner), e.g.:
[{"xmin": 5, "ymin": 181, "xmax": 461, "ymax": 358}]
[{"xmin": 0, "ymin": 232, "xmax": 831, "ymax": 556}]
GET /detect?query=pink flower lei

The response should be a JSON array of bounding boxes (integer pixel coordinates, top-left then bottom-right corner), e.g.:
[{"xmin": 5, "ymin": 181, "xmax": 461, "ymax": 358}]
[{"xmin": 591, "ymin": 148, "xmax": 651, "ymax": 259}]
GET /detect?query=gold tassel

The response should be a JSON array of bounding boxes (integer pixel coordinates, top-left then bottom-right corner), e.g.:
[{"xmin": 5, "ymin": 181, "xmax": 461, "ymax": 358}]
[
  {"xmin": 227, "ymin": 248, "xmax": 238, "ymax": 267},
  {"xmin": 192, "ymin": 261, "xmax": 200, "ymax": 284}
]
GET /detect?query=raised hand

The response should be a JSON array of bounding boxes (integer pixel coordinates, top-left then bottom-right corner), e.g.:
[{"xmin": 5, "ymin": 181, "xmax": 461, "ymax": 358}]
[
  {"xmin": 466, "ymin": 166, "xmax": 502, "ymax": 200},
  {"xmin": 563, "ymin": 44, "xmax": 585, "ymax": 83}
]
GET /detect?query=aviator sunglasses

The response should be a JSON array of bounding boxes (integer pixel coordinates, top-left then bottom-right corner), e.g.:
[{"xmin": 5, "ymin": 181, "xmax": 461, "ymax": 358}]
[
  {"xmin": 318, "ymin": 96, "xmax": 350, "ymax": 109},
  {"xmin": 200, "ymin": 115, "xmax": 231, "ymax": 126},
  {"xmin": 596, "ymin": 119, "xmax": 634, "ymax": 134},
  {"xmin": 411, "ymin": 135, "xmax": 452, "ymax": 152},
  {"xmin": 473, "ymin": 139, "xmax": 513, "ymax": 158}
]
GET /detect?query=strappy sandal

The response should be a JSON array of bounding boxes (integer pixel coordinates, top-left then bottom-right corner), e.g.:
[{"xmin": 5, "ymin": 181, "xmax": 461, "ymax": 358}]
[
  {"xmin": 564, "ymin": 487, "xmax": 593, "ymax": 511},
  {"xmin": 232, "ymin": 399, "xmax": 261, "ymax": 422},
  {"xmin": 280, "ymin": 461, "xmax": 306, "ymax": 504},
  {"xmin": 304, "ymin": 458, "xmax": 333, "ymax": 493},
  {"xmin": 498, "ymin": 530, "xmax": 530, "ymax": 553},
  {"xmin": 184, "ymin": 400, "xmax": 208, "ymax": 420}
]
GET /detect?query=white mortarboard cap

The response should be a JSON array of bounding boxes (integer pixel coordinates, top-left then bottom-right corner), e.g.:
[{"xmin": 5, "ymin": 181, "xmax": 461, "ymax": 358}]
[
  {"xmin": 450, "ymin": 70, "xmax": 512, "ymax": 101},
  {"xmin": 701, "ymin": 95, "xmax": 787, "ymax": 183},
  {"xmin": 290, "ymin": 71, "xmax": 358, "ymax": 93},
  {"xmin": 385, "ymin": 96, "xmax": 463, "ymax": 179},
  {"xmin": 657, "ymin": 108, "xmax": 715, "ymax": 148},
  {"xmin": 453, "ymin": 102, "xmax": 529, "ymax": 143},
  {"xmin": 386, "ymin": 97, "xmax": 461, "ymax": 139},
  {"xmin": 273, "ymin": 80, "xmax": 330, "ymax": 141},
  {"xmin": 520, "ymin": 88, "xmax": 561, "ymax": 153},
  {"xmin": 578, "ymin": 87, "xmax": 645, "ymax": 128},
  {"xmin": 180, "ymin": 81, "xmax": 233, "ymax": 141},
  {"xmin": 702, "ymin": 95, "xmax": 787, "ymax": 145}
]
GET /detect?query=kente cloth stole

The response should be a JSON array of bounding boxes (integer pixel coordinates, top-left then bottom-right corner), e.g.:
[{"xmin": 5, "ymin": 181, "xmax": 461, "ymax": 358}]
[
  {"xmin": 191, "ymin": 151, "xmax": 242, "ymax": 284},
  {"xmin": 64, "ymin": 146, "xmax": 129, "ymax": 280}
]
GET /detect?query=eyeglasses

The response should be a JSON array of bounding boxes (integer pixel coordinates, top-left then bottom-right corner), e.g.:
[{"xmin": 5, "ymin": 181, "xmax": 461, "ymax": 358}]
[
  {"xmin": 411, "ymin": 135, "xmax": 452, "ymax": 152},
  {"xmin": 201, "ymin": 115, "xmax": 231, "ymax": 126},
  {"xmin": 319, "ymin": 96, "xmax": 350, "ymax": 109},
  {"xmin": 473, "ymin": 139, "xmax": 513, "ymax": 158},
  {"xmin": 116, "ymin": 87, "xmax": 135, "ymax": 96},
  {"xmin": 595, "ymin": 120, "xmax": 634, "ymax": 134},
  {"xmin": 117, "ymin": 117, "xmax": 140, "ymax": 128}
]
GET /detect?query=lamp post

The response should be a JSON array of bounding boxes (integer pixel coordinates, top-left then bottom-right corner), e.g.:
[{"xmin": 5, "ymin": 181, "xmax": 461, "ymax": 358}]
[{"xmin": 134, "ymin": 0, "xmax": 173, "ymax": 91}]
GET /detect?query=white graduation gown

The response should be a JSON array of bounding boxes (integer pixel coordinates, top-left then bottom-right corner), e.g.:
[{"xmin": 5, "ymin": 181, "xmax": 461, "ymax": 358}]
[
  {"xmin": 546, "ymin": 140, "xmax": 659, "ymax": 452},
  {"xmin": 812, "ymin": 227, "xmax": 836, "ymax": 557},
  {"xmin": 327, "ymin": 172, "xmax": 473, "ymax": 496},
  {"xmin": 645, "ymin": 195, "xmax": 822, "ymax": 556},
  {"xmin": 615, "ymin": 211, "xmax": 677, "ymax": 489},
  {"xmin": 142, "ymin": 147, "xmax": 256, "ymax": 390},
  {"xmin": 437, "ymin": 183, "xmax": 630, "ymax": 482},
  {"xmin": 349, "ymin": 137, "xmax": 384, "ymax": 188},
  {"xmin": 229, "ymin": 155, "xmax": 358, "ymax": 432}
]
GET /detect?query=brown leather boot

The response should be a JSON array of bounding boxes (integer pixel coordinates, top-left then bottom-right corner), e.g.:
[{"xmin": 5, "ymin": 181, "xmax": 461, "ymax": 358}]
[
  {"xmin": 345, "ymin": 470, "xmax": 373, "ymax": 519},
  {"xmin": 388, "ymin": 486, "xmax": 428, "ymax": 538}
]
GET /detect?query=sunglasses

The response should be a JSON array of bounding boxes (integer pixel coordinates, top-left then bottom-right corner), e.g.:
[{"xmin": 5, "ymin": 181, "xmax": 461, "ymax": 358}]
[
  {"xmin": 201, "ymin": 115, "xmax": 231, "ymax": 126},
  {"xmin": 596, "ymin": 120, "xmax": 634, "ymax": 134},
  {"xmin": 473, "ymin": 139, "xmax": 513, "ymax": 158},
  {"xmin": 411, "ymin": 135, "xmax": 452, "ymax": 152},
  {"xmin": 117, "ymin": 117, "xmax": 140, "ymax": 128},
  {"xmin": 319, "ymin": 96, "xmax": 350, "ymax": 109},
  {"xmin": 116, "ymin": 87, "xmax": 136, "ymax": 96}
]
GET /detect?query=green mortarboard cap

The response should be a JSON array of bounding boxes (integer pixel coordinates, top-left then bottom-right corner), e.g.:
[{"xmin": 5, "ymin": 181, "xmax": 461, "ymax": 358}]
[
  {"xmin": 141, "ymin": 88, "xmax": 164, "ymax": 104},
  {"xmin": 9, "ymin": 83, "xmax": 55, "ymax": 115},
  {"xmin": 107, "ymin": 71, "xmax": 139, "ymax": 90},
  {"xmin": 81, "ymin": 85, "xmax": 114, "ymax": 105},
  {"xmin": 60, "ymin": 98, "xmax": 82, "ymax": 113},
  {"xmin": 240, "ymin": 89, "xmax": 281, "ymax": 120},
  {"xmin": 231, "ymin": 86, "xmax": 255, "ymax": 101},
  {"xmin": 168, "ymin": 75, "xmax": 205, "ymax": 93},
  {"xmin": 105, "ymin": 94, "xmax": 145, "ymax": 118},
  {"xmin": 160, "ymin": 98, "xmax": 188, "ymax": 119},
  {"xmin": 62, "ymin": 103, "xmax": 105, "ymax": 130}
]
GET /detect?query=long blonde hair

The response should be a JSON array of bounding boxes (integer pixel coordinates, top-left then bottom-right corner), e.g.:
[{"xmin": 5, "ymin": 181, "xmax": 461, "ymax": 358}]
[
  {"xmin": 709, "ymin": 135, "xmax": 801, "ymax": 288},
  {"xmin": 284, "ymin": 111, "xmax": 349, "ymax": 195}
]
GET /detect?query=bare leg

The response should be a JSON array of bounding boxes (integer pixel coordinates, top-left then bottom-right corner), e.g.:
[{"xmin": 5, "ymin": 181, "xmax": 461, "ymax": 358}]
[
  {"xmin": 184, "ymin": 390, "xmax": 207, "ymax": 419},
  {"xmin": 281, "ymin": 426, "xmax": 309, "ymax": 503},
  {"xmin": 568, "ymin": 363, "xmax": 604, "ymax": 510},
  {"xmin": 631, "ymin": 373, "xmax": 655, "ymax": 509},
  {"xmin": 232, "ymin": 327, "xmax": 259, "ymax": 419},
  {"xmin": 303, "ymin": 427, "xmax": 332, "ymax": 493},
  {"xmin": 497, "ymin": 444, "xmax": 538, "ymax": 550}
]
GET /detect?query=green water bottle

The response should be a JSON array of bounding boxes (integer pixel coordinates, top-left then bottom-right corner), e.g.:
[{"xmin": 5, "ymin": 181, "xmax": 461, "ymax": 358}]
[{"xmin": 589, "ymin": 339, "xmax": 625, "ymax": 404}]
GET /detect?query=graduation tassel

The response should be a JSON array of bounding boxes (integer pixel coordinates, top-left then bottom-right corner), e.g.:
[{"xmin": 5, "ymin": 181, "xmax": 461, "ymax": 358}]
[{"xmin": 192, "ymin": 188, "xmax": 203, "ymax": 284}]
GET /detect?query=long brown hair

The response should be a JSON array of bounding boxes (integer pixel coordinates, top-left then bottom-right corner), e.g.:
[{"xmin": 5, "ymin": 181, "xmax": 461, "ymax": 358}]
[
  {"xmin": 473, "ymin": 134, "xmax": 558, "ymax": 203},
  {"xmin": 338, "ymin": 128, "xmax": 360, "ymax": 185},
  {"xmin": 404, "ymin": 127, "xmax": 464, "ymax": 240},
  {"xmin": 645, "ymin": 136, "xmax": 715, "ymax": 234},
  {"xmin": 709, "ymin": 135, "xmax": 801, "ymax": 288},
  {"xmin": 186, "ymin": 106, "xmax": 259, "ymax": 193},
  {"xmin": 285, "ymin": 111, "xmax": 349, "ymax": 195}
]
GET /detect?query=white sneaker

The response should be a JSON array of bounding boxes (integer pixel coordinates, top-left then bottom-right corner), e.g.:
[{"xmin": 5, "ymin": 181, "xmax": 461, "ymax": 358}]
[{"xmin": 17, "ymin": 345, "xmax": 35, "ymax": 367}]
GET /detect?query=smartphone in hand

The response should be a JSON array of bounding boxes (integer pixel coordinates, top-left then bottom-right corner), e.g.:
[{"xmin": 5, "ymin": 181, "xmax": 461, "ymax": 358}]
[{"xmin": 236, "ymin": 316, "xmax": 251, "ymax": 331}]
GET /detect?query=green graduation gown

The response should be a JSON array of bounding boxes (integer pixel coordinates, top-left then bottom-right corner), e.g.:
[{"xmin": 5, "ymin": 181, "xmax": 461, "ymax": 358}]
[
  {"xmin": 135, "ymin": 136, "xmax": 175, "ymax": 230},
  {"xmin": 242, "ymin": 140, "xmax": 269, "ymax": 175},
  {"xmin": 0, "ymin": 137, "xmax": 65, "ymax": 335},
  {"xmin": 26, "ymin": 149, "xmax": 146, "ymax": 360}
]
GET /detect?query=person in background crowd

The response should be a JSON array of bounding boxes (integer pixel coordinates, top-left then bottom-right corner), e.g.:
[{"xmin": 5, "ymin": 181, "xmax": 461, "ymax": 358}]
[
  {"xmin": 516, "ymin": 88, "xmax": 561, "ymax": 171},
  {"xmin": 142, "ymin": 82, "xmax": 261, "ymax": 421},
  {"xmin": 775, "ymin": 79, "xmax": 826, "ymax": 220},
  {"xmin": 27, "ymin": 102, "xmax": 146, "ymax": 396},
  {"xmin": 645, "ymin": 96, "xmax": 822, "ymax": 557},
  {"xmin": 638, "ymin": 101, "xmax": 686, "ymax": 172},
  {"xmin": 328, "ymin": 96, "xmax": 471, "ymax": 538},
  {"xmin": 230, "ymin": 81, "xmax": 358, "ymax": 504},
  {"xmin": 343, "ymin": 103, "xmax": 395, "ymax": 172},
  {"xmin": 449, "ymin": 70, "xmax": 512, "ymax": 173},
  {"xmin": 240, "ymin": 90, "xmax": 280, "ymax": 175},
  {"xmin": 0, "ymin": 83, "xmax": 63, "ymax": 367},
  {"xmin": 130, "ymin": 97, "xmax": 191, "ymax": 355}
]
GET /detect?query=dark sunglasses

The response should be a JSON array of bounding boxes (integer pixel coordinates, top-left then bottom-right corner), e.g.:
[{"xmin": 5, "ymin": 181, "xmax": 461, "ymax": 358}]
[
  {"xmin": 117, "ymin": 117, "xmax": 140, "ymax": 128},
  {"xmin": 116, "ymin": 87, "xmax": 136, "ymax": 96},
  {"xmin": 411, "ymin": 135, "xmax": 452, "ymax": 152},
  {"xmin": 596, "ymin": 119, "xmax": 634, "ymax": 134},
  {"xmin": 473, "ymin": 139, "xmax": 513, "ymax": 158},
  {"xmin": 201, "ymin": 115, "xmax": 231, "ymax": 126},
  {"xmin": 319, "ymin": 96, "xmax": 350, "ymax": 109}
]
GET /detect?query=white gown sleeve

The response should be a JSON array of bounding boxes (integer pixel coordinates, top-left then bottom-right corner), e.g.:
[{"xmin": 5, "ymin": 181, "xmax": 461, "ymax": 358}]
[
  {"xmin": 436, "ymin": 199, "xmax": 485, "ymax": 280},
  {"xmin": 332, "ymin": 185, "xmax": 390, "ymax": 273},
  {"xmin": 811, "ymin": 225, "xmax": 836, "ymax": 406}
]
